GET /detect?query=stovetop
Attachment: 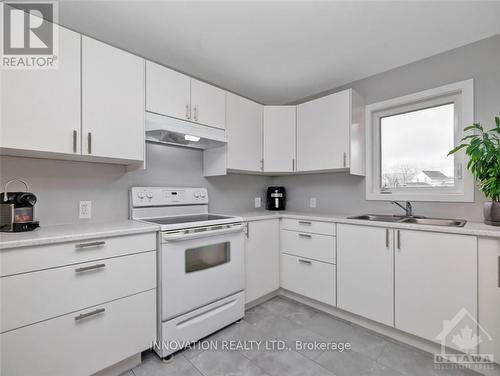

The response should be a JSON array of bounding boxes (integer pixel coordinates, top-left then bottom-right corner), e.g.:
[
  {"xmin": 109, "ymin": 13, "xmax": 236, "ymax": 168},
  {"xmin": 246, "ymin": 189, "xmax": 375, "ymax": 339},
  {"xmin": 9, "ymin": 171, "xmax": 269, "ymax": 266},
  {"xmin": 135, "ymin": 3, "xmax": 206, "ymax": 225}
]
[{"xmin": 145, "ymin": 214, "xmax": 236, "ymax": 226}]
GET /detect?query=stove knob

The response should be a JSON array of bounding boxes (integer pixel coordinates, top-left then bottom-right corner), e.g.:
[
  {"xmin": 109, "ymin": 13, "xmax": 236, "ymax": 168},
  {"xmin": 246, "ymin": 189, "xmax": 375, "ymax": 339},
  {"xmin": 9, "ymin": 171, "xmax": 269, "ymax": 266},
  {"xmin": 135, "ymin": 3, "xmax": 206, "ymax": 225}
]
[
  {"xmin": 200, "ymin": 192, "xmax": 206, "ymax": 199},
  {"xmin": 146, "ymin": 192, "xmax": 153, "ymax": 199},
  {"xmin": 137, "ymin": 191, "xmax": 145, "ymax": 199},
  {"xmin": 194, "ymin": 192, "xmax": 200, "ymax": 199}
]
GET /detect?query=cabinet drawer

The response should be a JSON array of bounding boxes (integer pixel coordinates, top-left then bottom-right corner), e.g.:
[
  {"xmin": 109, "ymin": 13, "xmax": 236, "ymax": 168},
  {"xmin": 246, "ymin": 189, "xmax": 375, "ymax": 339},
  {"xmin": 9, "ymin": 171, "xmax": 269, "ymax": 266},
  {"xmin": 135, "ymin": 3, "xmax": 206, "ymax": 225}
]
[
  {"xmin": 1, "ymin": 232, "xmax": 156, "ymax": 277},
  {"xmin": 1, "ymin": 290, "xmax": 156, "ymax": 376},
  {"xmin": 1, "ymin": 251, "xmax": 156, "ymax": 333},
  {"xmin": 281, "ymin": 218, "xmax": 335, "ymax": 235},
  {"xmin": 280, "ymin": 254, "xmax": 336, "ymax": 306},
  {"xmin": 281, "ymin": 230, "xmax": 336, "ymax": 264}
]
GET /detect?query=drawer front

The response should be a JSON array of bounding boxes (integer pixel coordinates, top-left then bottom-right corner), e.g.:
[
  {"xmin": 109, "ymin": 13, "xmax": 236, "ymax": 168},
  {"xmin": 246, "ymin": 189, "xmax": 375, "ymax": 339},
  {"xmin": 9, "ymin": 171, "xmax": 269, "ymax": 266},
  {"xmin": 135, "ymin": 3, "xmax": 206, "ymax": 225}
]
[
  {"xmin": 281, "ymin": 218, "xmax": 335, "ymax": 235},
  {"xmin": 1, "ymin": 251, "xmax": 156, "ymax": 333},
  {"xmin": 280, "ymin": 253, "xmax": 336, "ymax": 306},
  {"xmin": 1, "ymin": 290, "xmax": 156, "ymax": 376},
  {"xmin": 1, "ymin": 232, "xmax": 157, "ymax": 277},
  {"xmin": 281, "ymin": 230, "xmax": 336, "ymax": 264}
]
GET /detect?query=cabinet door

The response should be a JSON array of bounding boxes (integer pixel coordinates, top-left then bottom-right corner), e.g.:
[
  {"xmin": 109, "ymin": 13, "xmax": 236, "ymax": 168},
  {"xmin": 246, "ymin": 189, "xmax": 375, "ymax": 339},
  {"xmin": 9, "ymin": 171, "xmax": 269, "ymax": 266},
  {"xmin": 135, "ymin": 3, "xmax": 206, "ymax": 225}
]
[
  {"xmin": 226, "ymin": 93, "xmax": 263, "ymax": 172},
  {"xmin": 337, "ymin": 224, "xmax": 394, "ymax": 326},
  {"xmin": 395, "ymin": 230, "xmax": 477, "ymax": 346},
  {"xmin": 245, "ymin": 219, "xmax": 280, "ymax": 303},
  {"xmin": 1, "ymin": 25, "xmax": 81, "ymax": 154},
  {"xmin": 263, "ymin": 106, "xmax": 296, "ymax": 172},
  {"xmin": 82, "ymin": 37, "xmax": 144, "ymax": 161},
  {"xmin": 145, "ymin": 61, "xmax": 191, "ymax": 121},
  {"xmin": 296, "ymin": 90, "xmax": 350, "ymax": 172},
  {"xmin": 478, "ymin": 237, "xmax": 500, "ymax": 361},
  {"xmin": 191, "ymin": 79, "xmax": 226, "ymax": 129}
]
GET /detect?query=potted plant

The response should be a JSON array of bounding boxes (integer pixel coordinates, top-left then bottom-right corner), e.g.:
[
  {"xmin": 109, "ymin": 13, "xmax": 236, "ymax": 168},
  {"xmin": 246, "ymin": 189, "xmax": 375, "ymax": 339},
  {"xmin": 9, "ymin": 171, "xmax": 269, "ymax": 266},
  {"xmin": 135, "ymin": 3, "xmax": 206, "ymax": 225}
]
[{"xmin": 448, "ymin": 117, "xmax": 500, "ymax": 225}]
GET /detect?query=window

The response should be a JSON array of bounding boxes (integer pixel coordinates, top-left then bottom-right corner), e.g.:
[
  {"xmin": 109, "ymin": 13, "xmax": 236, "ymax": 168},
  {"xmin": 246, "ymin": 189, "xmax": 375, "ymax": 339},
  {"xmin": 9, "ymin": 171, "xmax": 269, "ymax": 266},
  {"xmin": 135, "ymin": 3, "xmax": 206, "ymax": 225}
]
[{"xmin": 366, "ymin": 80, "xmax": 474, "ymax": 202}]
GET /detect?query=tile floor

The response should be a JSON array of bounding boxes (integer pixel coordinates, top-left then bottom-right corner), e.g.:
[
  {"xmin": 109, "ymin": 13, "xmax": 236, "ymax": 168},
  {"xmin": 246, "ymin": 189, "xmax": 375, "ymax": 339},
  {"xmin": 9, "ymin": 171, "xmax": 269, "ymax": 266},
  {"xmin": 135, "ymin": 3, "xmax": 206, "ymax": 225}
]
[{"xmin": 124, "ymin": 297, "xmax": 486, "ymax": 376}]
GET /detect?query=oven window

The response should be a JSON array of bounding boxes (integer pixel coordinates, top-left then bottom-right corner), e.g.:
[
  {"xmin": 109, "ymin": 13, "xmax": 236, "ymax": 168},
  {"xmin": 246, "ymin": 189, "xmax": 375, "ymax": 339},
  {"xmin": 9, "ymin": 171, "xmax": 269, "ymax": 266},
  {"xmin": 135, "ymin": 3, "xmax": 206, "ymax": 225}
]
[{"xmin": 185, "ymin": 242, "xmax": 230, "ymax": 273}]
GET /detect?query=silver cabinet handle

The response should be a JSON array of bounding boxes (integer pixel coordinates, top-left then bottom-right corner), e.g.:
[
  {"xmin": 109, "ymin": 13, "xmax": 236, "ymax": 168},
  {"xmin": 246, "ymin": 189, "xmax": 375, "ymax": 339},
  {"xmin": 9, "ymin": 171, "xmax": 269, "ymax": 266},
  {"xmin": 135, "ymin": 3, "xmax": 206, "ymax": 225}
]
[
  {"xmin": 298, "ymin": 259, "xmax": 312, "ymax": 265},
  {"xmin": 73, "ymin": 130, "xmax": 78, "ymax": 153},
  {"xmin": 299, "ymin": 233, "xmax": 312, "ymax": 239},
  {"xmin": 186, "ymin": 104, "xmax": 191, "ymax": 119},
  {"xmin": 75, "ymin": 308, "xmax": 105, "ymax": 322},
  {"xmin": 194, "ymin": 106, "xmax": 198, "ymax": 121},
  {"xmin": 386, "ymin": 228, "xmax": 390, "ymax": 248},
  {"xmin": 75, "ymin": 241, "xmax": 106, "ymax": 249},
  {"xmin": 292, "ymin": 159, "xmax": 295, "ymax": 171},
  {"xmin": 343, "ymin": 152, "xmax": 347, "ymax": 167},
  {"xmin": 75, "ymin": 263, "xmax": 105, "ymax": 273},
  {"xmin": 298, "ymin": 221, "xmax": 312, "ymax": 226},
  {"xmin": 87, "ymin": 132, "xmax": 92, "ymax": 154},
  {"xmin": 397, "ymin": 230, "xmax": 401, "ymax": 250},
  {"xmin": 245, "ymin": 222, "xmax": 249, "ymax": 238}
]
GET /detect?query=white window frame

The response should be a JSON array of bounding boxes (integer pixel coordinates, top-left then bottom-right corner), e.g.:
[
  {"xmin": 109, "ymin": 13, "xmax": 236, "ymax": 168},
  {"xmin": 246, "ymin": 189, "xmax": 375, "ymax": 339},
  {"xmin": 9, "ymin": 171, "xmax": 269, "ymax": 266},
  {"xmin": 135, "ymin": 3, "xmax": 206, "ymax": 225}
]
[{"xmin": 366, "ymin": 79, "xmax": 474, "ymax": 202}]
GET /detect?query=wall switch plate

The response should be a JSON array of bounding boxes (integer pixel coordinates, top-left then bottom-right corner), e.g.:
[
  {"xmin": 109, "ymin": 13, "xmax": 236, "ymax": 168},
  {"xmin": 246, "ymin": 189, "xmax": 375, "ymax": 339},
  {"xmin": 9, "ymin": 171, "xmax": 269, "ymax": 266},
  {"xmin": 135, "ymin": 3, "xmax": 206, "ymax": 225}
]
[
  {"xmin": 79, "ymin": 201, "xmax": 92, "ymax": 219},
  {"xmin": 310, "ymin": 197, "xmax": 317, "ymax": 209},
  {"xmin": 254, "ymin": 197, "xmax": 262, "ymax": 208}
]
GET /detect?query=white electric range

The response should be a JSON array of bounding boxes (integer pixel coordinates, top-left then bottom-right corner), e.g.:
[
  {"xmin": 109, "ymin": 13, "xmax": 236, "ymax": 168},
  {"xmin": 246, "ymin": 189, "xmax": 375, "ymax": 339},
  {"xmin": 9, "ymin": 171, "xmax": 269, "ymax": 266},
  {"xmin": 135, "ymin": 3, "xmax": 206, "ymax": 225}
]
[{"xmin": 130, "ymin": 187, "xmax": 245, "ymax": 359}]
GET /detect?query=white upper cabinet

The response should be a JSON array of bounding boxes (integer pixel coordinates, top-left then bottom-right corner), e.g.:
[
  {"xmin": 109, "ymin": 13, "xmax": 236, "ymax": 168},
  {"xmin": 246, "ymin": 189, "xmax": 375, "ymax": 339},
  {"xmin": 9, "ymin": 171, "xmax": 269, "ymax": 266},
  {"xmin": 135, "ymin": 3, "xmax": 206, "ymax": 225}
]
[
  {"xmin": 337, "ymin": 224, "xmax": 394, "ymax": 326},
  {"xmin": 226, "ymin": 93, "xmax": 263, "ymax": 172},
  {"xmin": 145, "ymin": 61, "xmax": 191, "ymax": 121},
  {"xmin": 263, "ymin": 106, "xmax": 296, "ymax": 173},
  {"xmin": 82, "ymin": 37, "xmax": 145, "ymax": 161},
  {"xmin": 395, "ymin": 230, "xmax": 477, "ymax": 348},
  {"xmin": 190, "ymin": 79, "xmax": 226, "ymax": 129},
  {"xmin": 296, "ymin": 89, "xmax": 364, "ymax": 174},
  {"xmin": 0, "ymin": 25, "xmax": 81, "ymax": 155}
]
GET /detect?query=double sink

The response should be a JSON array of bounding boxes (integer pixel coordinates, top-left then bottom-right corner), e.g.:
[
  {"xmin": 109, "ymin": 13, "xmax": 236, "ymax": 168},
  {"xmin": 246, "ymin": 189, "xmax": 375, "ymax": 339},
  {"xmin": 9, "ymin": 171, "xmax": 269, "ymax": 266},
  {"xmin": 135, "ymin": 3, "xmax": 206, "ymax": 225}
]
[{"xmin": 348, "ymin": 214, "xmax": 467, "ymax": 227}]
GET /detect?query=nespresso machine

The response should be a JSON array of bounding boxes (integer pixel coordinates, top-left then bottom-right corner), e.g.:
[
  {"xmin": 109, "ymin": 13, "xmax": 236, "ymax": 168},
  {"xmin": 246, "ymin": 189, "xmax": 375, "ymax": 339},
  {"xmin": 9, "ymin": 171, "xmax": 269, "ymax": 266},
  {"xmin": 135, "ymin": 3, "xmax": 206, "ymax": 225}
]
[
  {"xmin": 266, "ymin": 186, "xmax": 286, "ymax": 211},
  {"xmin": 0, "ymin": 179, "xmax": 40, "ymax": 232}
]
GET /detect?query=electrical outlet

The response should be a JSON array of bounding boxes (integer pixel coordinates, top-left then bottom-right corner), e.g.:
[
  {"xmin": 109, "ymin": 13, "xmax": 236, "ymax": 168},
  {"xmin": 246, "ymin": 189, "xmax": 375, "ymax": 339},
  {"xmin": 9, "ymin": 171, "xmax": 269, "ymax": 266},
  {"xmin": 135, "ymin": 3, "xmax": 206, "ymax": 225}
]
[
  {"xmin": 254, "ymin": 197, "xmax": 262, "ymax": 208},
  {"xmin": 79, "ymin": 201, "xmax": 92, "ymax": 219},
  {"xmin": 310, "ymin": 197, "xmax": 317, "ymax": 209}
]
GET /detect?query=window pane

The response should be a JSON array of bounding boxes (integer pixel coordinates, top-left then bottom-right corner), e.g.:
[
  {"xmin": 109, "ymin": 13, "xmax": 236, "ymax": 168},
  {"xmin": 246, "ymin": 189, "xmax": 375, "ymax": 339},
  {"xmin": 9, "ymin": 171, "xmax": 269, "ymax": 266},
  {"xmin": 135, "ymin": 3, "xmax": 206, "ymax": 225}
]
[{"xmin": 380, "ymin": 103, "xmax": 455, "ymax": 190}]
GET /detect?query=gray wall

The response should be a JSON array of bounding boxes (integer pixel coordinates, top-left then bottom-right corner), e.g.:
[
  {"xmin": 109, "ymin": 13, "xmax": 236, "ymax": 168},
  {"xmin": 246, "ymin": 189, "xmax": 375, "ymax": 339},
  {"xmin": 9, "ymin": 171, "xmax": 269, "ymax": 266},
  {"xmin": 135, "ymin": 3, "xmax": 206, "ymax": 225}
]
[
  {"xmin": 275, "ymin": 34, "xmax": 500, "ymax": 222},
  {"xmin": 0, "ymin": 144, "xmax": 271, "ymax": 225}
]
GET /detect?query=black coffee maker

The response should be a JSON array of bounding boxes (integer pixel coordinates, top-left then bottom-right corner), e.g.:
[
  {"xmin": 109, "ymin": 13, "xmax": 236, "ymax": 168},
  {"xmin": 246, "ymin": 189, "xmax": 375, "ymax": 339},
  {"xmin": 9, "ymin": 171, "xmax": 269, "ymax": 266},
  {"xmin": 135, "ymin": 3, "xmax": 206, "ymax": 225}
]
[
  {"xmin": 266, "ymin": 186, "xmax": 286, "ymax": 211},
  {"xmin": 0, "ymin": 179, "xmax": 40, "ymax": 232}
]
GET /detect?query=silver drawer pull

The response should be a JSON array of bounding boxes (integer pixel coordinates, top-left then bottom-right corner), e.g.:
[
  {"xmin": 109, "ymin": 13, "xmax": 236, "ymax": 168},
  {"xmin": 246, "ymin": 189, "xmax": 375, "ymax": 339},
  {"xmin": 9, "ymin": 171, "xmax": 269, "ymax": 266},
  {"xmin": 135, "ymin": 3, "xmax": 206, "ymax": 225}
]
[
  {"xmin": 298, "ymin": 259, "xmax": 312, "ymax": 265},
  {"xmin": 75, "ymin": 241, "xmax": 106, "ymax": 249},
  {"xmin": 75, "ymin": 263, "xmax": 105, "ymax": 273},
  {"xmin": 298, "ymin": 221, "xmax": 312, "ymax": 225},
  {"xmin": 299, "ymin": 233, "xmax": 312, "ymax": 239},
  {"xmin": 74, "ymin": 308, "xmax": 105, "ymax": 322}
]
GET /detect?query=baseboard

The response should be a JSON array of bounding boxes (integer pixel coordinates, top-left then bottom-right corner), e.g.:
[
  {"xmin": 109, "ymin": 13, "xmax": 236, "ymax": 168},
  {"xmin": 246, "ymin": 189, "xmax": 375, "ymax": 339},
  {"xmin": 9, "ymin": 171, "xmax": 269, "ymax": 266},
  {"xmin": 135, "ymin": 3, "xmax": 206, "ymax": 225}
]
[
  {"xmin": 245, "ymin": 289, "xmax": 280, "ymax": 310},
  {"xmin": 91, "ymin": 353, "xmax": 141, "ymax": 376}
]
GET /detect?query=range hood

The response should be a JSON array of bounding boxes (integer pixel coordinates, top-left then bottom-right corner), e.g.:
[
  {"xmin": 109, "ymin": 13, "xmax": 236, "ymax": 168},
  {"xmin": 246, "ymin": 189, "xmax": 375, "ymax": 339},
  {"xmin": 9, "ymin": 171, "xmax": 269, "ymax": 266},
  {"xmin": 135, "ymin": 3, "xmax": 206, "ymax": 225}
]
[{"xmin": 145, "ymin": 112, "xmax": 226, "ymax": 150}]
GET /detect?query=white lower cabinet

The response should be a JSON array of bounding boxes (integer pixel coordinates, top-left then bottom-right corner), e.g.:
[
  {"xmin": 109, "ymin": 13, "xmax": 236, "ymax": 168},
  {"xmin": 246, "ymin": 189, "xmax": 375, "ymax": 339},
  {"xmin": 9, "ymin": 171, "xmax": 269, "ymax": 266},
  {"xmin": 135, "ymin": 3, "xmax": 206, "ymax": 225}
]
[
  {"xmin": 244, "ymin": 219, "xmax": 280, "ymax": 303},
  {"xmin": 280, "ymin": 254, "xmax": 336, "ymax": 306},
  {"xmin": 1, "ymin": 290, "xmax": 156, "ymax": 376},
  {"xmin": 394, "ymin": 230, "xmax": 477, "ymax": 346},
  {"xmin": 478, "ymin": 237, "xmax": 500, "ymax": 361},
  {"xmin": 337, "ymin": 224, "xmax": 394, "ymax": 326}
]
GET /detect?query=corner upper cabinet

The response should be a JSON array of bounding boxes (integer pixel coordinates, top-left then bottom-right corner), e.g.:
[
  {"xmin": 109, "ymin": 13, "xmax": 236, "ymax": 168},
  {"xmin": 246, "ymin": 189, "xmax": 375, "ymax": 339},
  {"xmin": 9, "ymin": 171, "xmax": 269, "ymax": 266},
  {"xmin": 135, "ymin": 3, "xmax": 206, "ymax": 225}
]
[
  {"xmin": 82, "ymin": 37, "xmax": 145, "ymax": 161},
  {"xmin": 296, "ymin": 89, "xmax": 364, "ymax": 175},
  {"xmin": 191, "ymin": 79, "xmax": 226, "ymax": 129},
  {"xmin": 263, "ymin": 106, "xmax": 296, "ymax": 173},
  {"xmin": 0, "ymin": 24, "xmax": 81, "ymax": 155},
  {"xmin": 226, "ymin": 93, "xmax": 263, "ymax": 172},
  {"xmin": 145, "ymin": 61, "xmax": 191, "ymax": 121}
]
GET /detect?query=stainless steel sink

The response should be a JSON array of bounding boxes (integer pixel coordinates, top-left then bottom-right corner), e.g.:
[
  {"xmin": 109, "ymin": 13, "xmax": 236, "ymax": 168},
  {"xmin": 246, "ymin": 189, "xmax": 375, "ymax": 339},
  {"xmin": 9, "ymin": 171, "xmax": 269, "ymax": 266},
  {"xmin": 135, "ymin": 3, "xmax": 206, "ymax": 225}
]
[{"xmin": 347, "ymin": 214, "xmax": 467, "ymax": 227}]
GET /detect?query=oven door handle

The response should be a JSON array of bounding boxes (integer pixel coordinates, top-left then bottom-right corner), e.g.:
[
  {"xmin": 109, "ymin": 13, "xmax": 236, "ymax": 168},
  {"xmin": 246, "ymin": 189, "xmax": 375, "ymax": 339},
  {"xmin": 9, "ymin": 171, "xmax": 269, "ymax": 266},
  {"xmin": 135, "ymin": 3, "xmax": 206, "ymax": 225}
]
[{"xmin": 163, "ymin": 224, "xmax": 245, "ymax": 242}]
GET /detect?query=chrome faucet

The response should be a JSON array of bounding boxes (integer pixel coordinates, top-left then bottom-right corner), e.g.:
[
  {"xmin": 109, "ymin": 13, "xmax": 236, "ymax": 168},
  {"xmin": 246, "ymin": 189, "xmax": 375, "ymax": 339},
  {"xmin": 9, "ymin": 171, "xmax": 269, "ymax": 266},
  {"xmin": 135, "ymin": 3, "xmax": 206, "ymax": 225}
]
[{"xmin": 392, "ymin": 201, "xmax": 413, "ymax": 217}]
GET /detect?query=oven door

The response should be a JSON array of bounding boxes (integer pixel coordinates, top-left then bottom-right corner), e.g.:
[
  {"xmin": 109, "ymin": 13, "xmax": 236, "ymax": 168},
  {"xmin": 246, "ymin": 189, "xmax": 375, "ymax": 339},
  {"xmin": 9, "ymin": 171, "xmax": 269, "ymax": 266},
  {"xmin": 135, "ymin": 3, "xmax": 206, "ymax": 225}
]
[{"xmin": 161, "ymin": 224, "xmax": 245, "ymax": 321}]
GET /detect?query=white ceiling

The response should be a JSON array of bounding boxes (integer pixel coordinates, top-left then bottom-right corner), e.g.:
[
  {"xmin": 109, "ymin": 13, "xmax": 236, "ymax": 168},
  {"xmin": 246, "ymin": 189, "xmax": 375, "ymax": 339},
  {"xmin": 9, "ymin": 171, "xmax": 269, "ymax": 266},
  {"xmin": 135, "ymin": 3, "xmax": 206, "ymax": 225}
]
[{"xmin": 57, "ymin": 1, "xmax": 500, "ymax": 104}]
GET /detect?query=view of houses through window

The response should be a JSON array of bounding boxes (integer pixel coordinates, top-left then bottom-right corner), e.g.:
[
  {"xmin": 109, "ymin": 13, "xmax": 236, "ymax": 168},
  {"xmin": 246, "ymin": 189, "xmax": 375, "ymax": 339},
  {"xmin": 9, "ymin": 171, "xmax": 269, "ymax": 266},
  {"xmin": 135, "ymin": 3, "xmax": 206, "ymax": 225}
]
[{"xmin": 380, "ymin": 103, "xmax": 455, "ymax": 190}]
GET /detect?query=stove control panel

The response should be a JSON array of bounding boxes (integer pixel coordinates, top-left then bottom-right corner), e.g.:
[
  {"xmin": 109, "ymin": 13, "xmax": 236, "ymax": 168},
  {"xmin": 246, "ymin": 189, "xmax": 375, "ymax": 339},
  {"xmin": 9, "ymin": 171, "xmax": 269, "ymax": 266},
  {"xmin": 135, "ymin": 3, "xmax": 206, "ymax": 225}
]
[{"xmin": 131, "ymin": 187, "xmax": 208, "ymax": 207}]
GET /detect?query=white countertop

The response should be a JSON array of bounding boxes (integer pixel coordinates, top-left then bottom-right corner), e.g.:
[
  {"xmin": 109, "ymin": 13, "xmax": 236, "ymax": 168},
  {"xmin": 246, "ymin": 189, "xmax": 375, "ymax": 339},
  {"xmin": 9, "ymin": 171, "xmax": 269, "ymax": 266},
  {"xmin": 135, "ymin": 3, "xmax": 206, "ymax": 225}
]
[
  {"xmin": 232, "ymin": 210, "xmax": 500, "ymax": 238},
  {"xmin": 0, "ymin": 220, "xmax": 160, "ymax": 250}
]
